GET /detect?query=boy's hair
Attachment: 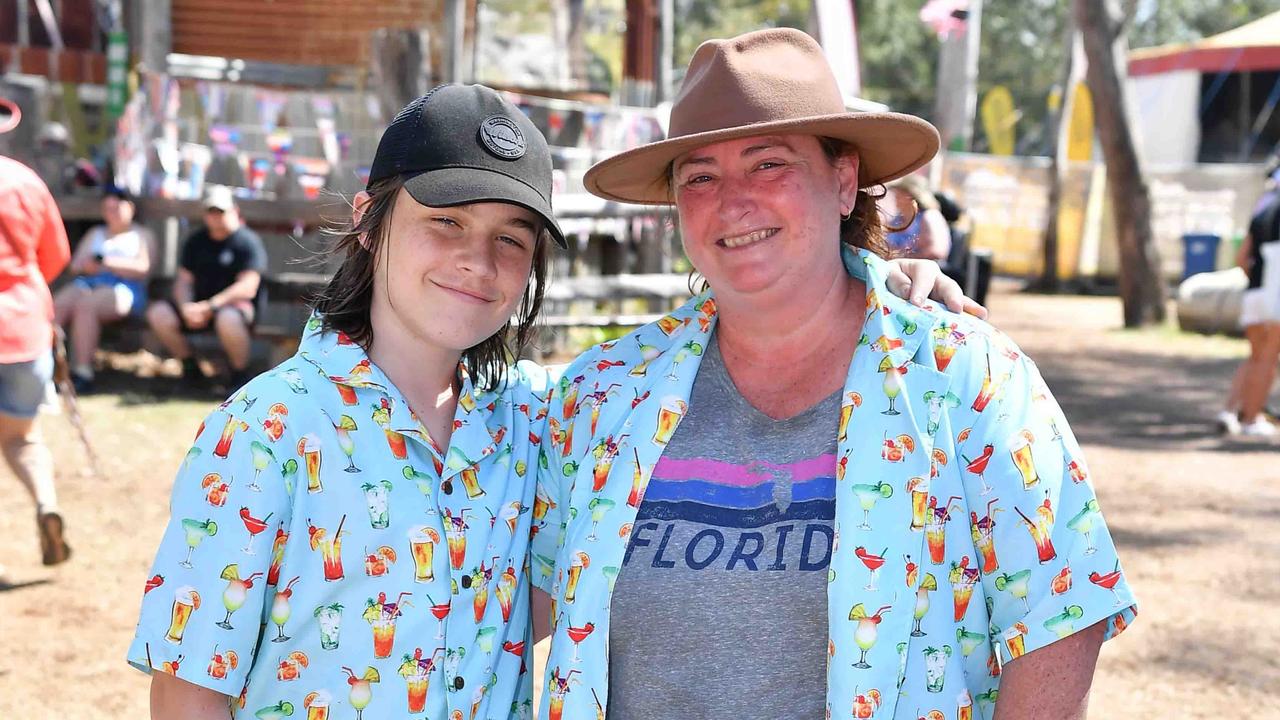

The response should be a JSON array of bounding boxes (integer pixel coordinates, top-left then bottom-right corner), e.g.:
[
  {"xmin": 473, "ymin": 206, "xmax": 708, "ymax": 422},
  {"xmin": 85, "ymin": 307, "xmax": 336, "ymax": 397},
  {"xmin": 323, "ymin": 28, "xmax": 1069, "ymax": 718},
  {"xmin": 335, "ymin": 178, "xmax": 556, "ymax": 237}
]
[{"xmin": 311, "ymin": 176, "xmax": 550, "ymax": 391}]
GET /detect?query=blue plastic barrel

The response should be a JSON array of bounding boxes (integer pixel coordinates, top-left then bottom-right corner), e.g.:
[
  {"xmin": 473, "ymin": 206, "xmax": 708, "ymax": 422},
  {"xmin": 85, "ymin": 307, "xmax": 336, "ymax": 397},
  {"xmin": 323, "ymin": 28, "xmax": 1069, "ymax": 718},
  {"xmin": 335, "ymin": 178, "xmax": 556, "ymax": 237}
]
[{"xmin": 1182, "ymin": 234, "xmax": 1221, "ymax": 280}]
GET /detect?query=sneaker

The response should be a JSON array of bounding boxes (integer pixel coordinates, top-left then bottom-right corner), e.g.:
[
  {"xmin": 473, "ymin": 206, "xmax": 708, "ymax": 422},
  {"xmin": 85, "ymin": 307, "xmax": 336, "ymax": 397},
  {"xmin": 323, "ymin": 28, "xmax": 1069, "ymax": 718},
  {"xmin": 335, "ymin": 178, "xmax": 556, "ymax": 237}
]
[
  {"xmin": 1241, "ymin": 417, "xmax": 1278, "ymax": 437},
  {"xmin": 38, "ymin": 512, "xmax": 71, "ymax": 566},
  {"xmin": 1215, "ymin": 409, "xmax": 1242, "ymax": 435}
]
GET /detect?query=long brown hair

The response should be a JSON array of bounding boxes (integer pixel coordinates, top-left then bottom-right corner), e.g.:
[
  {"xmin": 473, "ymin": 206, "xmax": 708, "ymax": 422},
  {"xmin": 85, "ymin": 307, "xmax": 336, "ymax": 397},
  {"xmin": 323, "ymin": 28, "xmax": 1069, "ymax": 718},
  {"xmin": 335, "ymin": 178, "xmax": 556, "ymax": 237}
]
[{"xmin": 311, "ymin": 177, "xmax": 550, "ymax": 391}]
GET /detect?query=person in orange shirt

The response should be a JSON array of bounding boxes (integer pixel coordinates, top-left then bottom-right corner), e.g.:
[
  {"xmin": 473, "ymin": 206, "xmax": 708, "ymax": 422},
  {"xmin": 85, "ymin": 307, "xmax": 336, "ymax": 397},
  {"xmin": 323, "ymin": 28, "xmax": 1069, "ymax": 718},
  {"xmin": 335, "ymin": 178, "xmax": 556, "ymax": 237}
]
[{"xmin": 0, "ymin": 97, "xmax": 72, "ymax": 566}]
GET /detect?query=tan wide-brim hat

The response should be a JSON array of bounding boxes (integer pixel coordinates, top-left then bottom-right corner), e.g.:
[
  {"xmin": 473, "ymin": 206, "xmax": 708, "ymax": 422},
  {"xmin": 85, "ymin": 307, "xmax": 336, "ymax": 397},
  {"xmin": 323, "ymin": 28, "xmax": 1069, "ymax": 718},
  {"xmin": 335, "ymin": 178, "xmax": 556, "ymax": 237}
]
[{"xmin": 584, "ymin": 27, "xmax": 940, "ymax": 205}]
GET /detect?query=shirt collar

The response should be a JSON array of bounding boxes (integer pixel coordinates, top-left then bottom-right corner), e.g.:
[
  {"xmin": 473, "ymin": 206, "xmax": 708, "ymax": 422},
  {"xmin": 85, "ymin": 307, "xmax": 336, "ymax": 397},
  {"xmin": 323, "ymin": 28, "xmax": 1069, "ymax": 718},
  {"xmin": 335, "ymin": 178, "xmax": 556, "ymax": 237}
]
[{"xmin": 841, "ymin": 245, "xmax": 936, "ymax": 368}]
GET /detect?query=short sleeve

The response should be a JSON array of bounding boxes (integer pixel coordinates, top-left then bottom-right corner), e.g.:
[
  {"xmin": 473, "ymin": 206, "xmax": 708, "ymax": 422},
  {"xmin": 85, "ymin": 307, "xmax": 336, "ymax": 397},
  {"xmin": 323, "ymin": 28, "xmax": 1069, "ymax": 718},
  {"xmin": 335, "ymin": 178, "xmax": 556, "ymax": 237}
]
[
  {"xmin": 126, "ymin": 406, "xmax": 293, "ymax": 695},
  {"xmin": 238, "ymin": 230, "xmax": 268, "ymax": 275},
  {"xmin": 963, "ymin": 346, "xmax": 1137, "ymax": 664}
]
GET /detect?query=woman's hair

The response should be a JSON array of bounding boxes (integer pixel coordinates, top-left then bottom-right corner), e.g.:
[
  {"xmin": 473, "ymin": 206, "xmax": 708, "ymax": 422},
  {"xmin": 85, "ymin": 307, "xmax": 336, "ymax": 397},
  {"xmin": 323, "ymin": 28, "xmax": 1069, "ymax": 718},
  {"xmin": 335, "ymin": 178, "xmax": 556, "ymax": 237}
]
[
  {"xmin": 817, "ymin": 136, "xmax": 891, "ymax": 258},
  {"xmin": 310, "ymin": 176, "xmax": 550, "ymax": 392}
]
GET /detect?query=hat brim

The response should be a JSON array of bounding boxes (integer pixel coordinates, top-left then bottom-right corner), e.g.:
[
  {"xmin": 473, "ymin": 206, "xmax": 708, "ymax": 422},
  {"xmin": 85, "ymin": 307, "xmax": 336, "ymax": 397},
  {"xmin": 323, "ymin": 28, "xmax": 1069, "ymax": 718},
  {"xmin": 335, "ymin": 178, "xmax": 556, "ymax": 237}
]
[
  {"xmin": 402, "ymin": 166, "xmax": 567, "ymax": 248},
  {"xmin": 584, "ymin": 112, "xmax": 940, "ymax": 205}
]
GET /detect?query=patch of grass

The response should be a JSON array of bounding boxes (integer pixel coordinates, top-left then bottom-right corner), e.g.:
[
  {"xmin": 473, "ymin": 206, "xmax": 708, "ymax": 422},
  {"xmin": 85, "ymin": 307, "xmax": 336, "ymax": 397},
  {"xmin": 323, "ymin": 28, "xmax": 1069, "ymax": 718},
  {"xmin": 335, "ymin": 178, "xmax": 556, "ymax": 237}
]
[{"xmin": 1108, "ymin": 320, "xmax": 1248, "ymax": 359}]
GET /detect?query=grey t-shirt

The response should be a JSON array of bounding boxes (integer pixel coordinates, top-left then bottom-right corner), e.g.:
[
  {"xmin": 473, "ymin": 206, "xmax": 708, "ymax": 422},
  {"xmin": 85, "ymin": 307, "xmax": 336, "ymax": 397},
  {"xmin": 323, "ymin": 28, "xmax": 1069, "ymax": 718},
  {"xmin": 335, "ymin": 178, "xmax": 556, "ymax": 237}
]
[{"xmin": 607, "ymin": 337, "xmax": 840, "ymax": 720}]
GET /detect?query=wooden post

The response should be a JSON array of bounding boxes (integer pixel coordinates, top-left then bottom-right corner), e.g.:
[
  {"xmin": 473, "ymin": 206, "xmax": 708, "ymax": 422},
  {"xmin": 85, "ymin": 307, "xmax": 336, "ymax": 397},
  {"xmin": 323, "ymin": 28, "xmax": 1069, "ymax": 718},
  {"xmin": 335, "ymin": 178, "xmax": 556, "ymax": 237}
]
[
  {"xmin": 931, "ymin": 0, "xmax": 982, "ymax": 151},
  {"xmin": 1038, "ymin": 19, "xmax": 1081, "ymax": 292},
  {"xmin": 623, "ymin": 0, "xmax": 658, "ymax": 106},
  {"xmin": 368, "ymin": 29, "xmax": 433, "ymax": 120},
  {"xmin": 133, "ymin": 0, "xmax": 170, "ymax": 75}
]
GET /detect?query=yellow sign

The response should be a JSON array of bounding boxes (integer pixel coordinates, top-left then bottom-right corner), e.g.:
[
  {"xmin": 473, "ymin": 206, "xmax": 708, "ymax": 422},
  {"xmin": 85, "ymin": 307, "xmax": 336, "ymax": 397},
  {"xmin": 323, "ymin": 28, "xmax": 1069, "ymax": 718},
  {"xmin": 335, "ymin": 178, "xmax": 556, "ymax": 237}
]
[
  {"xmin": 980, "ymin": 86, "xmax": 1017, "ymax": 156},
  {"xmin": 1067, "ymin": 82, "xmax": 1094, "ymax": 162}
]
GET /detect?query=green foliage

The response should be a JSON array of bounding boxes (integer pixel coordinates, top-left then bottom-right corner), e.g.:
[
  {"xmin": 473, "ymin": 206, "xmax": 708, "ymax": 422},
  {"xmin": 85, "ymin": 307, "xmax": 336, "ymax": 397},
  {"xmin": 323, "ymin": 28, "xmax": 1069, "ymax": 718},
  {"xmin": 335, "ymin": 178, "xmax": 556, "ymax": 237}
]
[
  {"xmin": 673, "ymin": 0, "xmax": 812, "ymax": 68},
  {"xmin": 1129, "ymin": 0, "xmax": 1280, "ymax": 50}
]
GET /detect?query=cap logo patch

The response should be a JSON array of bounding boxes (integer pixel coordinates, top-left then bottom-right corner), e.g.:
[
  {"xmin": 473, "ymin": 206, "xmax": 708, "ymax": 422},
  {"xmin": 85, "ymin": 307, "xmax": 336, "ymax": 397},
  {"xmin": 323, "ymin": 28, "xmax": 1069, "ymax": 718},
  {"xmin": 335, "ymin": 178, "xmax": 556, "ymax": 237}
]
[{"xmin": 478, "ymin": 115, "xmax": 526, "ymax": 160}]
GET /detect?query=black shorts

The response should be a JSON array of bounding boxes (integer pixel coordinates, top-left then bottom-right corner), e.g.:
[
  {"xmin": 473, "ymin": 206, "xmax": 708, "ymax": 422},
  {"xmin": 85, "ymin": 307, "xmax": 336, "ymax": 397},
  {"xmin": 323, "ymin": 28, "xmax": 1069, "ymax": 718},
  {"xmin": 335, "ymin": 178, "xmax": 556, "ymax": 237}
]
[{"xmin": 163, "ymin": 297, "xmax": 257, "ymax": 333}]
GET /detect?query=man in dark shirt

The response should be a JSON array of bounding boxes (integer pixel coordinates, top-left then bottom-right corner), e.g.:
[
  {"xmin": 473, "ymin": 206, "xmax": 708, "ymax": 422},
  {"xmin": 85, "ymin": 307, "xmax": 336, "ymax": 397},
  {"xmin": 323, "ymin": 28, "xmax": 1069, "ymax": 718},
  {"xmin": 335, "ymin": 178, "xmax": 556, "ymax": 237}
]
[{"xmin": 145, "ymin": 185, "xmax": 267, "ymax": 388}]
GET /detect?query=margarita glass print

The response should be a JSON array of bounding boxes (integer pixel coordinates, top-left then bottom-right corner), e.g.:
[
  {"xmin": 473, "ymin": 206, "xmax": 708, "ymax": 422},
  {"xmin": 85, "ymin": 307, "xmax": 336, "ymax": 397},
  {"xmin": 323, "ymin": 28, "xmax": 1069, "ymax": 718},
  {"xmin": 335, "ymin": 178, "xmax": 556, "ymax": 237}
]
[
  {"xmin": 217, "ymin": 564, "xmax": 263, "ymax": 630},
  {"xmin": 280, "ymin": 459, "xmax": 299, "ymax": 496},
  {"xmin": 666, "ymin": 340, "xmax": 704, "ymax": 381},
  {"xmin": 364, "ymin": 591, "xmax": 412, "ymax": 659},
  {"xmin": 409, "ymin": 526, "xmax": 440, "ymax": 583},
  {"xmin": 1014, "ymin": 500, "xmax": 1057, "ymax": 564},
  {"xmin": 586, "ymin": 498, "xmax": 616, "ymax": 541},
  {"xmin": 425, "ymin": 594, "xmax": 451, "ymax": 639},
  {"xmin": 314, "ymin": 602, "xmax": 343, "ymax": 650},
  {"xmin": 855, "ymin": 547, "xmax": 887, "ymax": 591},
  {"xmin": 165, "ymin": 585, "xmax": 201, "ymax": 643},
  {"xmin": 443, "ymin": 509, "xmax": 471, "ymax": 570},
  {"xmin": 601, "ymin": 565, "xmax": 620, "ymax": 594},
  {"xmin": 403, "ymin": 465, "xmax": 433, "ymax": 497},
  {"xmin": 1001, "ymin": 426, "xmax": 1037, "ymax": 481},
  {"xmin": 962, "ymin": 443, "xmax": 995, "ymax": 495},
  {"xmin": 955, "ymin": 627, "xmax": 985, "ymax": 658},
  {"xmin": 912, "ymin": 572, "xmax": 938, "ymax": 636},
  {"xmin": 1044, "ymin": 605, "xmax": 1084, "ymax": 639},
  {"xmin": 302, "ymin": 691, "xmax": 331, "ymax": 720},
  {"xmin": 361, "ymin": 479, "xmax": 392, "ymax": 529},
  {"xmin": 297, "ymin": 434, "xmax": 323, "ymax": 493},
  {"xmin": 398, "ymin": 648, "xmax": 442, "ymax": 713},
  {"xmin": 246, "ymin": 440, "xmax": 275, "ymax": 492},
  {"xmin": 1089, "ymin": 561, "xmax": 1125, "ymax": 605},
  {"xmin": 253, "ymin": 701, "xmax": 295, "ymax": 720},
  {"xmin": 323, "ymin": 412, "xmax": 361, "ymax": 473},
  {"xmin": 851, "ymin": 481, "xmax": 893, "ymax": 530},
  {"xmin": 560, "ymin": 614, "xmax": 595, "ymax": 663},
  {"xmin": 922, "ymin": 644, "xmax": 952, "ymax": 692},
  {"xmin": 240, "ymin": 506, "xmax": 272, "ymax": 554},
  {"xmin": 652, "ymin": 397, "xmax": 687, "ymax": 446},
  {"xmin": 564, "ymin": 551, "xmax": 590, "ymax": 604},
  {"xmin": 848, "ymin": 603, "xmax": 891, "ymax": 669},
  {"xmin": 878, "ymin": 357, "xmax": 905, "ymax": 415},
  {"xmin": 341, "ymin": 666, "xmax": 380, "ymax": 720},
  {"xmin": 546, "ymin": 667, "xmax": 581, "ymax": 720},
  {"xmin": 179, "ymin": 518, "xmax": 218, "ymax": 568},
  {"xmin": 628, "ymin": 337, "xmax": 662, "ymax": 377},
  {"xmin": 271, "ymin": 576, "xmax": 301, "ymax": 642},
  {"xmin": 994, "ymin": 569, "xmax": 1032, "ymax": 613},
  {"xmin": 948, "ymin": 557, "xmax": 980, "ymax": 621},
  {"xmin": 970, "ymin": 500, "xmax": 1002, "ymax": 574},
  {"xmin": 1067, "ymin": 499, "xmax": 1101, "ymax": 555}
]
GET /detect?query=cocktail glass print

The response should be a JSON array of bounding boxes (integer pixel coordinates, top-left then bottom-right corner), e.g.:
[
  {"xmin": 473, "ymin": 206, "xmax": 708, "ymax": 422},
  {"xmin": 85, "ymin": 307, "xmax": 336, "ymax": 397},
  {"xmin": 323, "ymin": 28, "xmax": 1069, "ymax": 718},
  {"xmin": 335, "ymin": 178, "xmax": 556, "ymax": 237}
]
[
  {"xmin": 955, "ymin": 627, "xmax": 985, "ymax": 658},
  {"xmin": 247, "ymin": 440, "xmax": 275, "ymax": 492},
  {"xmin": 932, "ymin": 322, "xmax": 964, "ymax": 371},
  {"xmin": 912, "ymin": 573, "xmax": 938, "ymax": 636},
  {"xmin": 217, "ymin": 564, "xmax": 263, "ymax": 630},
  {"xmin": 213, "ymin": 416, "xmax": 248, "ymax": 458},
  {"xmin": 297, "ymin": 434, "xmax": 324, "ymax": 494},
  {"xmin": 206, "ymin": 645, "xmax": 238, "ymax": 679},
  {"xmin": 564, "ymin": 551, "xmax": 590, "ymax": 604},
  {"xmin": 1089, "ymin": 561, "xmax": 1125, "ymax": 606},
  {"xmin": 560, "ymin": 614, "xmax": 595, "ymax": 663},
  {"xmin": 1044, "ymin": 605, "xmax": 1084, "ymax": 639},
  {"xmin": 838, "ymin": 392, "xmax": 863, "ymax": 442},
  {"xmin": 361, "ymin": 480, "xmax": 392, "ymax": 529},
  {"xmin": 851, "ymin": 481, "xmax": 893, "ymax": 530},
  {"xmin": 255, "ymin": 701, "xmax": 295, "ymax": 720},
  {"xmin": 1008, "ymin": 430, "xmax": 1040, "ymax": 490},
  {"xmin": 303, "ymin": 690, "xmax": 332, "ymax": 720},
  {"xmin": 923, "ymin": 645, "xmax": 952, "ymax": 693},
  {"xmin": 409, "ymin": 526, "xmax": 440, "ymax": 583},
  {"xmin": 165, "ymin": 586, "xmax": 201, "ymax": 644},
  {"xmin": 398, "ymin": 648, "xmax": 442, "ymax": 713},
  {"xmin": 626, "ymin": 449, "xmax": 647, "ymax": 508},
  {"xmin": 586, "ymin": 497, "xmax": 616, "ymax": 541},
  {"xmin": 179, "ymin": 518, "xmax": 218, "ymax": 568},
  {"xmin": 957, "ymin": 688, "xmax": 974, "ymax": 720},
  {"xmin": 323, "ymin": 412, "xmax": 361, "ymax": 473},
  {"xmin": 652, "ymin": 397, "xmax": 687, "ymax": 446},
  {"xmin": 906, "ymin": 476, "xmax": 929, "ymax": 531},
  {"xmin": 425, "ymin": 595, "xmax": 450, "ymax": 639},
  {"xmin": 970, "ymin": 499, "xmax": 1003, "ymax": 574},
  {"xmin": 666, "ymin": 340, "xmax": 703, "ymax": 381},
  {"xmin": 364, "ymin": 591, "xmax": 412, "ymax": 659},
  {"xmin": 1003, "ymin": 622, "xmax": 1029, "ymax": 659},
  {"xmin": 271, "ymin": 576, "xmax": 301, "ymax": 642},
  {"xmin": 994, "ymin": 569, "xmax": 1032, "ymax": 613},
  {"xmin": 240, "ymin": 507, "xmax": 272, "ymax": 554},
  {"xmin": 1067, "ymin": 499, "xmax": 1101, "ymax": 555},
  {"xmin": 546, "ymin": 667, "xmax": 581, "ymax": 720},
  {"xmin": 267, "ymin": 529, "xmax": 288, "ymax": 586},
  {"xmin": 855, "ymin": 547, "xmax": 887, "ymax": 591},
  {"xmin": 925, "ymin": 495, "xmax": 963, "ymax": 565},
  {"xmin": 443, "ymin": 509, "xmax": 472, "ymax": 571},
  {"xmin": 851, "ymin": 688, "xmax": 882, "ymax": 718},
  {"xmin": 961, "ymin": 444, "xmax": 995, "ymax": 496},
  {"xmin": 314, "ymin": 603, "xmax": 343, "ymax": 650},
  {"xmin": 948, "ymin": 557, "xmax": 979, "ymax": 622},
  {"xmin": 628, "ymin": 337, "xmax": 662, "ymax": 377},
  {"xmin": 371, "ymin": 398, "xmax": 408, "ymax": 460},
  {"xmin": 848, "ymin": 603, "xmax": 891, "ymax": 669},
  {"xmin": 971, "ymin": 355, "xmax": 997, "ymax": 413},
  {"xmin": 1014, "ymin": 500, "xmax": 1057, "ymax": 564},
  {"xmin": 341, "ymin": 666, "xmax": 380, "ymax": 720},
  {"xmin": 878, "ymin": 357, "xmax": 905, "ymax": 415}
]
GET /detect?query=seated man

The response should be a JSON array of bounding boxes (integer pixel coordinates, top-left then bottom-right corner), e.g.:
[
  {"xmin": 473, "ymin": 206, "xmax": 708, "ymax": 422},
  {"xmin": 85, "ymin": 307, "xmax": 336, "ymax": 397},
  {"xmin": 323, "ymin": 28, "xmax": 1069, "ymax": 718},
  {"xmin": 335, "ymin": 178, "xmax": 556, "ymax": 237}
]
[{"xmin": 145, "ymin": 186, "xmax": 267, "ymax": 389}]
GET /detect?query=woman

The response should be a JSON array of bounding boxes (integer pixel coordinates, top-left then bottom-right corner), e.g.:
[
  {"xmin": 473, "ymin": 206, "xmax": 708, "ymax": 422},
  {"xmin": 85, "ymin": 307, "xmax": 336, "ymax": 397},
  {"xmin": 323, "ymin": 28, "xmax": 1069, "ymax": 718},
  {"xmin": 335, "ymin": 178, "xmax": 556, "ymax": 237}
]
[
  {"xmin": 53, "ymin": 184, "xmax": 152, "ymax": 392},
  {"xmin": 531, "ymin": 29, "xmax": 1136, "ymax": 720},
  {"xmin": 883, "ymin": 174, "xmax": 952, "ymax": 261},
  {"xmin": 1218, "ymin": 167, "xmax": 1280, "ymax": 437}
]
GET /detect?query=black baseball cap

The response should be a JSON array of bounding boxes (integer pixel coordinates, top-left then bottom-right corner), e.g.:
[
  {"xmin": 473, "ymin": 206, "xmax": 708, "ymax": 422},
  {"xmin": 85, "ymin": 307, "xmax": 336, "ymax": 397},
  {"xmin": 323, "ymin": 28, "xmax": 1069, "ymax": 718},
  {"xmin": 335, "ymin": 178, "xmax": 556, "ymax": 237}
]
[{"xmin": 368, "ymin": 84, "xmax": 566, "ymax": 248}]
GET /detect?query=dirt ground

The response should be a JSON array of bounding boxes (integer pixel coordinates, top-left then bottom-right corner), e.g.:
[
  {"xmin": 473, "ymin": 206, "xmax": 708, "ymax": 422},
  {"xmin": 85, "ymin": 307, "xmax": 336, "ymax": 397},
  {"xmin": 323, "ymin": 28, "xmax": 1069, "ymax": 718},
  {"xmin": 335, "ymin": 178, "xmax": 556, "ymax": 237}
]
[{"xmin": 1, "ymin": 284, "xmax": 1278, "ymax": 719}]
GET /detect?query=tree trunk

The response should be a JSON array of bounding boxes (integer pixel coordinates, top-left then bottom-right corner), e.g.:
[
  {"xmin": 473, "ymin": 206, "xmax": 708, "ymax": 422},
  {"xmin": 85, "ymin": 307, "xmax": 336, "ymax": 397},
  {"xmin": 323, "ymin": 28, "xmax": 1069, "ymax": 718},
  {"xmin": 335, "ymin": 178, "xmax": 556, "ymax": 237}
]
[
  {"xmin": 1038, "ymin": 19, "xmax": 1080, "ymax": 292},
  {"xmin": 1073, "ymin": 0, "xmax": 1166, "ymax": 326}
]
